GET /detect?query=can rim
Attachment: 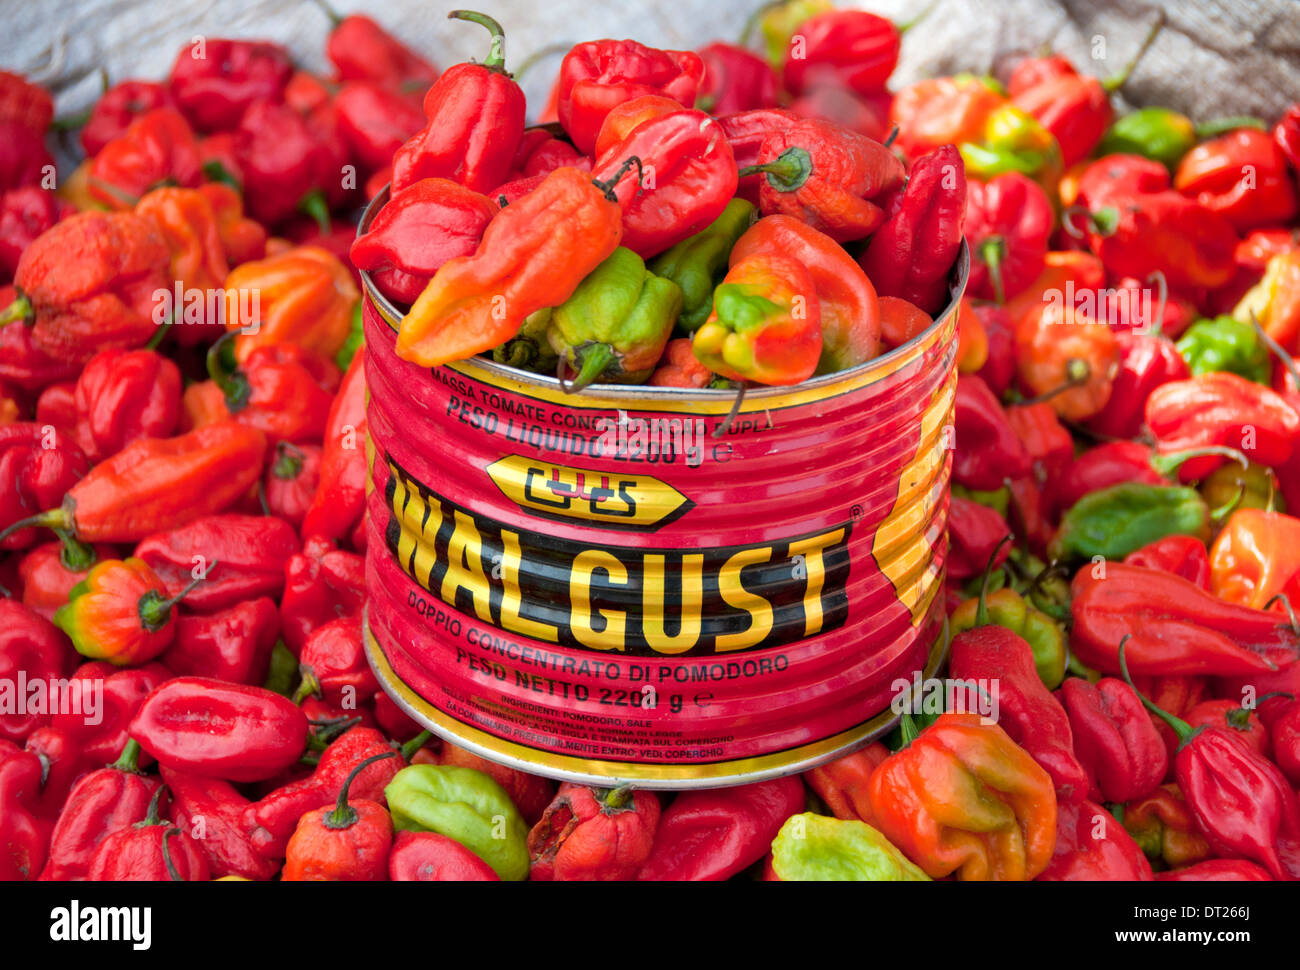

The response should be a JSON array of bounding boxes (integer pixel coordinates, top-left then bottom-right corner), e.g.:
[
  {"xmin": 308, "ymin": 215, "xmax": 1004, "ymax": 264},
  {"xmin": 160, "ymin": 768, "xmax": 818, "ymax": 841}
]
[{"xmin": 355, "ymin": 184, "xmax": 971, "ymax": 401}]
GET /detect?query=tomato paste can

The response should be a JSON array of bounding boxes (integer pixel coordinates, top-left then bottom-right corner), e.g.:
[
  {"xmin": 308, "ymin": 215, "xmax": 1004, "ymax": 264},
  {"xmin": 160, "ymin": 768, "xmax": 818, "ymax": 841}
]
[{"xmin": 361, "ymin": 192, "xmax": 968, "ymax": 787}]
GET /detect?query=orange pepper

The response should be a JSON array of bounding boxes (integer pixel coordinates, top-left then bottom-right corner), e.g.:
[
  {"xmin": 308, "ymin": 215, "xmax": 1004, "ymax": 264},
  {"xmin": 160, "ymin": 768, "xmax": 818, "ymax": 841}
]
[
  {"xmin": 198, "ymin": 183, "xmax": 267, "ymax": 267},
  {"xmin": 648, "ymin": 337, "xmax": 713, "ymax": 388},
  {"xmin": 876, "ymin": 295, "xmax": 931, "ymax": 349},
  {"xmin": 1056, "ymin": 159, "xmax": 1091, "ymax": 209},
  {"xmin": 955, "ymin": 295, "xmax": 988, "ymax": 373},
  {"xmin": 397, "ymin": 166, "xmax": 627, "ymax": 367},
  {"xmin": 1233, "ymin": 249, "xmax": 1300, "ymax": 354},
  {"xmin": 135, "ymin": 187, "xmax": 229, "ymax": 347},
  {"xmin": 1003, "ymin": 250, "xmax": 1107, "ymax": 328},
  {"xmin": 1122, "ymin": 784, "xmax": 1213, "ymax": 870},
  {"xmin": 890, "ymin": 75, "xmax": 1006, "ymax": 160},
  {"xmin": 1209, "ymin": 508, "xmax": 1300, "ymax": 613},
  {"xmin": 1015, "ymin": 299, "xmax": 1117, "ymax": 420},
  {"xmin": 867, "ymin": 712, "xmax": 1057, "ymax": 881},
  {"xmin": 803, "ymin": 742, "xmax": 890, "ymax": 826},
  {"xmin": 223, "ymin": 245, "xmax": 358, "ymax": 365}
]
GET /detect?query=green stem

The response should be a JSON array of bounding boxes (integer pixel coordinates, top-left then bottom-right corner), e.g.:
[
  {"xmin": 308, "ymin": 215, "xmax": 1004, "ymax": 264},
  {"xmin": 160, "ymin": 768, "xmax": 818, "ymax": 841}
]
[
  {"xmin": 448, "ymin": 10, "xmax": 509, "ymax": 73},
  {"xmin": 1019, "ymin": 358, "xmax": 1091, "ymax": 406},
  {"xmin": 897, "ymin": 0, "xmax": 937, "ymax": 33},
  {"xmin": 293, "ymin": 665, "xmax": 322, "ymax": 705},
  {"xmin": 0, "ymin": 293, "xmax": 33, "ymax": 326},
  {"xmin": 0, "ymin": 508, "xmax": 73, "ymax": 548},
  {"xmin": 711, "ymin": 383, "xmax": 747, "ymax": 440},
  {"xmin": 112, "ymin": 738, "xmax": 144, "ymax": 774},
  {"xmin": 1194, "ymin": 116, "xmax": 1268, "ymax": 138},
  {"xmin": 978, "ymin": 236, "xmax": 1006, "ymax": 305},
  {"xmin": 737, "ymin": 145, "xmax": 813, "ymax": 192},
  {"xmin": 161, "ymin": 828, "xmax": 183, "ymax": 881},
  {"xmin": 975, "ymin": 534, "xmax": 1014, "ymax": 627},
  {"xmin": 272, "ymin": 441, "xmax": 305, "ymax": 481},
  {"xmin": 136, "ymin": 784, "xmax": 168, "ymax": 828},
  {"xmin": 206, "ymin": 333, "xmax": 250, "ymax": 411},
  {"xmin": 897, "ymin": 710, "xmax": 920, "ymax": 748},
  {"xmin": 1250, "ymin": 310, "xmax": 1300, "ymax": 394},
  {"xmin": 138, "ymin": 560, "xmax": 218, "ymax": 632},
  {"xmin": 591, "ymin": 156, "xmax": 643, "ymax": 202},
  {"xmin": 1101, "ymin": 10, "xmax": 1165, "ymax": 92},
  {"xmin": 1118, "ymin": 636, "xmax": 1197, "ymax": 746},
  {"xmin": 324, "ymin": 752, "xmax": 397, "ymax": 830},
  {"xmin": 1148, "ymin": 445, "xmax": 1249, "ymax": 479},
  {"xmin": 563, "ymin": 342, "xmax": 616, "ymax": 394},
  {"xmin": 54, "ymin": 528, "xmax": 97, "ymax": 572},
  {"xmin": 400, "ymin": 730, "xmax": 433, "ymax": 761},
  {"xmin": 297, "ymin": 189, "xmax": 331, "ymax": 237},
  {"xmin": 308, "ymin": 0, "xmax": 343, "ymax": 26}
]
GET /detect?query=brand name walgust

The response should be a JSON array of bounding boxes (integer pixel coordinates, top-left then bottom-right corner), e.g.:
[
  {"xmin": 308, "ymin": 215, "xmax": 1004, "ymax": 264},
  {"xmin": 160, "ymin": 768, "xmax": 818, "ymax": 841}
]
[{"xmin": 384, "ymin": 455, "xmax": 851, "ymax": 657}]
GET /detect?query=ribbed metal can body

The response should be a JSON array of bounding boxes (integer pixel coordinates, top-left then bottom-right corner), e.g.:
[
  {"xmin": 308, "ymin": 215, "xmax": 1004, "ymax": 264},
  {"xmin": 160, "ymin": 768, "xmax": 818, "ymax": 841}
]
[{"xmin": 363, "ymin": 223, "xmax": 966, "ymax": 788}]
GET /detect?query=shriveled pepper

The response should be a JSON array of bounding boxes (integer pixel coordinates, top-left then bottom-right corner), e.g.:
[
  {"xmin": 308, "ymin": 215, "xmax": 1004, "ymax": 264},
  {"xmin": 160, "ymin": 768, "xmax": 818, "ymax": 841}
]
[
  {"xmin": 350, "ymin": 179, "xmax": 496, "ymax": 307},
  {"xmin": 135, "ymin": 513, "xmax": 299, "ymax": 613},
  {"xmin": 543, "ymin": 246, "xmax": 681, "ymax": 392},
  {"xmin": 692, "ymin": 253, "xmax": 822, "ymax": 386},
  {"xmin": 388, "ymin": 829, "xmax": 499, "ymax": 881},
  {"xmin": 283, "ymin": 751, "xmax": 398, "ymax": 881},
  {"xmin": 1070, "ymin": 562, "xmax": 1300, "ymax": 677},
  {"xmin": 72, "ymin": 348, "xmax": 181, "ymax": 463},
  {"xmin": 1122, "ymin": 784, "xmax": 1212, "ymax": 870},
  {"xmin": 1037, "ymin": 798, "xmax": 1154, "ymax": 880},
  {"xmin": 40, "ymin": 739, "xmax": 161, "ymax": 881},
  {"xmin": 162, "ymin": 766, "xmax": 280, "ymax": 880},
  {"xmin": 767, "ymin": 813, "xmax": 929, "ymax": 881},
  {"xmin": 54, "ymin": 556, "xmax": 207, "ymax": 666},
  {"xmin": 396, "ymin": 165, "xmax": 628, "ymax": 367},
  {"xmin": 528, "ymin": 783, "xmax": 660, "ymax": 882},
  {"xmin": 859, "ymin": 145, "xmax": 965, "ymax": 316},
  {"xmin": 223, "ymin": 245, "xmax": 359, "ymax": 365},
  {"xmin": 5, "ymin": 210, "xmax": 170, "ymax": 366},
  {"xmin": 649, "ymin": 198, "xmax": 756, "ymax": 334},
  {"xmin": 1208, "ymin": 508, "xmax": 1300, "ymax": 612},
  {"xmin": 386, "ymin": 763, "xmax": 530, "ymax": 881},
  {"xmin": 742, "ymin": 118, "xmax": 904, "ymax": 242},
  {"xmin": 244, "ymin": 725, "xmax": 403, "ymax": 860},
  {"xmin": 636, "ymin": 777, "xmax": 802, "ymax": 881},
  {"xmin": 867, "ymin": 712, "xmax": 1058, "ymax": 881},
  {"xmin": 168, "ymin": 38, "xmax": 292, "ymax": 133},
  {"xmin": 730, "ymin": 214, "xmax": 881, "ymax": 373},
  {"xmin": 1052, "ymin": 483, "xmax": 1210, "ymax": 562},
  {"xmin": 88, "ymin": 107, "xmax": 202, "ymax": 209},
  {"xmin": 1176, "ymin": 315, "xmax": 1270, "ymax": 383},
  {"xmin": 0, "ymin": 420, "xmax": 267, "ymax": 549},
  {"xmin": 555, "ymin": 39, "xmax": 704, "ymax": 157},
  {"xmin": 1146, "ymin": 373, "xmax": 1300, "ymax": 482},
  {"xmin": 1059, "ymin": 676, "xmax": 1167, "ymax": 803},
  {"xmin": 716, "ymin": 108, "xmax": 799, "ymax": 204},
  {"xmin": 950, "ymin": 624, "xmax": 1090, "ymax": 804},
  {"xmin": 1121, "ymin": 642, "xmax": 1300, "ymax": 881},
  {"xmin": 1175, "ymin": 127, "xmax": 1298, "ymax": 233},
  {"xmin": 135, "ymin": 186, "xmax": 229, "ymax": 333}
]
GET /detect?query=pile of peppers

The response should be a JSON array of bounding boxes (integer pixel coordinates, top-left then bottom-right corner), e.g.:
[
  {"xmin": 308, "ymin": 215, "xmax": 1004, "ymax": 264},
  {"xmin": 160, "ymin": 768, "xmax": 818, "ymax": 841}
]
[{"xmin": 2, "ymin": 0, "xmax": 1300, "ymax": 884}]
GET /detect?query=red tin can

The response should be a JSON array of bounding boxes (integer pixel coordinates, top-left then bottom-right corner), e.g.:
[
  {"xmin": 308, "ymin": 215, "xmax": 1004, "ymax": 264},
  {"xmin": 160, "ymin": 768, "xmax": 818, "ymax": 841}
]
[{"xmin": 363, "ymin": 195, "xmax": 967, "ymax": 787}]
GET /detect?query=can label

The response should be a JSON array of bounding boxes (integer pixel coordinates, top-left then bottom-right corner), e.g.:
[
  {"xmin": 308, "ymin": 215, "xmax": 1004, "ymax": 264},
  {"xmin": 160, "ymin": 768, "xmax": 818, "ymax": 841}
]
[{"xmin": 364, "ymin": 267, "xmax": 960, "ymax": 786}]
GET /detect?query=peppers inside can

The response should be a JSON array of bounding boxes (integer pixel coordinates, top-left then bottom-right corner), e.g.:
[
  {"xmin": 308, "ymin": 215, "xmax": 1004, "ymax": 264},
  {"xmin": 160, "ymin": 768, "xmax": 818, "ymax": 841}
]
[{"xmin": 360, "ymin": 188, "xmax": 968, "ymax": 788}]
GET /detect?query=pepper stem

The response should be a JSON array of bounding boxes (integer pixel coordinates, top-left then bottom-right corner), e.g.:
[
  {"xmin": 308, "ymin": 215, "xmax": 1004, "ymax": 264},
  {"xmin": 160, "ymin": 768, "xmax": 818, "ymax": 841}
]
[
  {"xmin": 136, "ymin": 784, "xmax": 169, "ymax": 828},
  {"xmin": 1142, "ymin": 270, "xmax": 1167, "ymax": 336},
  {"xmin": 511, "ymin": 41, "xmax": 573, "ymax": 81},
  {"xmin": 1100, "ymin": 9, "xmax": 1165, "ymax": 92},
  {"xmin": 1020, "ymin": 358, "xmax": 1091, "ymax": 406},
  {"xmin": 974, "ymin": 534, "xmax": 1014, "ymax": 627},
  {"xmin": 1209, "ymin": 485, "xmax": 1245, "ymax": 524},
  {"xmin": 1117, "ymin": 636, "xmax": 1196, "ymax": 745},
  {"xmin": 1263, "ymin": 593, "xmax": 1300, "ymax": 635},
  {"xmin": 599, "ymin": 783, "xmax": 634, "ymax": 811},
  {"xmin": 54, "ymin": 528, "xmax": 97, "ymax": 572},
  {"xmin": 562, "ymin": 342, "xmax": 616, "ymax": 394},
  {"xmin": 272, "ymin": 441, "xmax": 305, "ymax": 481},
  {"xmin": 1194, "ymin": 116, "xmax": 1268, "ymax": 138},
  {"xmin": 138, "ymin": 559, "xmax": 219, "ymax": 633},
  {"xmin": 591, "ymin": 156, "xmax": 643, "ymax": 202},
  {"xmin": 308, "ymin": 0, "xmax": 343, "ymax": 26},
  {"xmin": 737, "ymin": 145, "xmax": 813, "ymax": 192},
  {"xmin": 206, "ymin": 333, "xmax": 250, "ymax": 411},
  {"xmin": 1249, "ymin": 310, "xmax": 1300, "ymax": 394},
  {"xmin": 711, "ymin": 382, "xmax": 748, "ymax": 439},
  {"xmin": 882, "ymin": 124, "xmax": 900, "ymax": 149},
  {"xmin": 293, "ymin": 664, "xmax": 322, "ymax": 705},
  {"xmin": 0, "ymin": 293, "xmax": 33, "ymax": 326},
  {"xmin": 448, "ymin": 10, "xmax": 510, "ymax": 73},
  {"xmin": 307, "ymin": 715, "xmax": 362, "ymax": 750},
  {"xmin": 897, "ymin": 709, "xmax": 920, "ymax": 748},
  {"xmin": 897, "ymin": 0, "xmax": 937, "ymax": 34},
  {"xmin": 324, "ymin": 751, "xmax": 398, "ymax": 830},
  {"xmin": 1148, "ymin": 445, "xmax": 1249, "ymax": 479},
  {"xmin": 298, "ymin": 189, "xmax": 331, "ymax": 236},
  {"xmin": 161, "ymin": 828, "xmax": 184, "ymax": 881},
  {"xmin": 400, "ymin": 730, "xmax": 433, "ymax": 761},
  {"xmin": 144, "ymin": 316, "xmax": 171, "ymax": 351},
  {"xmin": 978, "ymin": 236, "xmax": 1006, "ymax": 305},
  {"xmin": 111, "ymin": 738, "xmax": 144, "ymax": 774},
  {"xmin": 0, "ymin": 508, "xmax": 73, "ymax": 548}
]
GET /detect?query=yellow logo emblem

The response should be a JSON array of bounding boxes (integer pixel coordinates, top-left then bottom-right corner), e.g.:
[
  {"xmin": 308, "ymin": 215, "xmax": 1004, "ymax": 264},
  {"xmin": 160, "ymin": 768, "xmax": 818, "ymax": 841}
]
[{"xmin": 486, "ymin": 456, "xmax": 693, "ymax": 530}]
